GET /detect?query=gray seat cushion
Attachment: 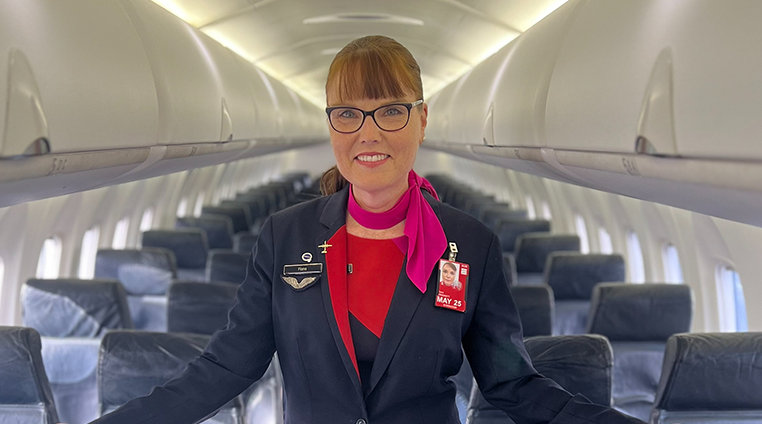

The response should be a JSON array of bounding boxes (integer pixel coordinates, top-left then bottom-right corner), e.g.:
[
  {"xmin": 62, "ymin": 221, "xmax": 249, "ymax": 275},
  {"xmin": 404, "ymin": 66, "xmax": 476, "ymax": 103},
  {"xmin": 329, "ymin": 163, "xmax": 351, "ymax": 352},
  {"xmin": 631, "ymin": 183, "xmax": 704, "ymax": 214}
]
[
  {"xmin": 41, "ymin": 337, "xmax": 100, "ymax": 424},
  {"xmin": 514, "ymin": 233, "xmax": 580, "ymax": 273},
  {"xmin": 176, "ymin": 216, "xmax": 235, "ymax": 250},
  {"xmin": 544, "ymin": 253, "xmax": 625, "ymax": 300},
  {"xmin": 95, "ymin": 248, "xmax": 176, "ymax": 296}
]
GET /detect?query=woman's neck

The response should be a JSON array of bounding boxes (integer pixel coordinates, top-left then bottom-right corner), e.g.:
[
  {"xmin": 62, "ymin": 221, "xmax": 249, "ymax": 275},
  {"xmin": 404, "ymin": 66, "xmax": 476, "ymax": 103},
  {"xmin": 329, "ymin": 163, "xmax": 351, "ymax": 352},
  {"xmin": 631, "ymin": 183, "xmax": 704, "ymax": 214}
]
[{"xmin": 351, "ymin": 180, "xmax": 409, "ymax": 213}]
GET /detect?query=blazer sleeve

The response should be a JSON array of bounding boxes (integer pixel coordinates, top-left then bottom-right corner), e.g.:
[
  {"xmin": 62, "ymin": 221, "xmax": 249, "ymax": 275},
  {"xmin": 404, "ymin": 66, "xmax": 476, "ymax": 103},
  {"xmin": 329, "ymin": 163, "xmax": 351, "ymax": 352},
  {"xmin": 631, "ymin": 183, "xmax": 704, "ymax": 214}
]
[
  {"xmin": 91, "ymin": 218, "xmax": 278, "ymax": 424},
  {"xmin": 462, "ymin": 234, "xmax": 645, "ymax": 424}
]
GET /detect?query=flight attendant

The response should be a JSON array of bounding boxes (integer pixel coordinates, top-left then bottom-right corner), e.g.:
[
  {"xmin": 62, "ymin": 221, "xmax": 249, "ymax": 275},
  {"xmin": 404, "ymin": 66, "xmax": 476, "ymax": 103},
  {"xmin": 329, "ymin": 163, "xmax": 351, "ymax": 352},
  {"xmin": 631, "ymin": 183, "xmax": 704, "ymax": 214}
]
[{"xmin": 91, "ymin": 35, "xmax": 645, "ymax": 424}]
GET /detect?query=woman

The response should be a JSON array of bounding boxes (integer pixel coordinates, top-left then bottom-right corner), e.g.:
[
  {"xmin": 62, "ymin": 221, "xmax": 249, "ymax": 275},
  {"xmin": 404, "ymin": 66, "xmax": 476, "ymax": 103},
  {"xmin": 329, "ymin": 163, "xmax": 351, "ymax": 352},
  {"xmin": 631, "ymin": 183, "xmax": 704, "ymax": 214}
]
[{"xmin": 91, "ymin": 36, "xmax": 644, "ymax": 424}]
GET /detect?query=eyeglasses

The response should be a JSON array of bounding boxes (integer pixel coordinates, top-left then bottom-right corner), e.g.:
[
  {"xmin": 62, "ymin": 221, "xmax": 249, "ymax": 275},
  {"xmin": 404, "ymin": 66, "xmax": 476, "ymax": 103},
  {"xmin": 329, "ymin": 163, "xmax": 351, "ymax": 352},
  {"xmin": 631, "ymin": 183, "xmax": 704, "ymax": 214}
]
[{"xmin": 326, "ymin": 100, "xmax": 423, "ymax": 134}]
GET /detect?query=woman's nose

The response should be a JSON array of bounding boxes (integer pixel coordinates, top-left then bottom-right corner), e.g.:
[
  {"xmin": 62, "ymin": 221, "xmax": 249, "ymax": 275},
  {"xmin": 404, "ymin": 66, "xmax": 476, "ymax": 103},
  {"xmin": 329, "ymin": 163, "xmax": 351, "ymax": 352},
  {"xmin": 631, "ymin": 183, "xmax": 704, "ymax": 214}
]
[{"xmin": 357, "ymin": 114, "xmax": 382, "ymax": 143}]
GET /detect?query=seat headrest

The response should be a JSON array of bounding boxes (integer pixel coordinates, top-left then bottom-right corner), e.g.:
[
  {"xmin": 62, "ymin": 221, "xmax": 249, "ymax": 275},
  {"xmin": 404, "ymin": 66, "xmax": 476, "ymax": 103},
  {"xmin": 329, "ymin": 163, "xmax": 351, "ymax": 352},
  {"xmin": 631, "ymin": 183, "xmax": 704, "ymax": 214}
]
[
  {"xmin": 502, "ymin": 253, "xmax": 518, "ymax": 287},
  {"xmin": 495, "ymin": 220, "xmax": 551, "ymax": 253},
  {"xmin": 514, "ymin": 233, "xmax": 581, "ymax": 273},
  {"xmin": 206, "ymin": 250, "xmax": 249, "ymax": 284},
  {"xmin": 95, "ymin": 248, "xmax": 176, "ymax": 295},
  {"xmin": 176, "ymin": 216, "xmax": 234, "ymax": 250},
  {"xmin": 142, "ymin": 229, "xmax": 208, "ymax": 269},
  {"xmin": 98, "ymin": 331, "xmax": 211, "ymax": 412},
  {"xmin": 203, "ymin": 205, "xmax": 251, "ymax": 233},
  {"xmin": 234, "ymin": 233, "xmax": 258, "ymax": 254},
  {"xmin": 22, "ymin": 279, "xmax": 133, "ymax": 337},
  {"xmin": 544, "ymin": 253, "xmax": 625, "ymax": 300},
  {"xmin": 510, "ymin": 285, "xmax": 554, "ymax": 337},
  {"xmin": 653, "ymin": 333, "xmax": 762, "ymax": 412},
  {"xmin": 0, "ymin": 326, "xmax": 59, "ymax": 422},
  {"xmin": 167, "ymin": 282, "xmax": 239, "ymax": 335},
  {"xmin": 588, "ymin": 283, "xmax": 693, "ymax": 341}
]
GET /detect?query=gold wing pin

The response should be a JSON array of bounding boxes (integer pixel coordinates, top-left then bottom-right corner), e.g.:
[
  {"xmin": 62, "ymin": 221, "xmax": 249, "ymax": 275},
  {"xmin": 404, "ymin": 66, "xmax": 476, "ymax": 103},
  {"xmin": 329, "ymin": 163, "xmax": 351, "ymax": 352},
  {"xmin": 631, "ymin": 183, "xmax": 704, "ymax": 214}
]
[{"xmin": 281, "ymin": 275, "xmax": 318, "ymax": 290}]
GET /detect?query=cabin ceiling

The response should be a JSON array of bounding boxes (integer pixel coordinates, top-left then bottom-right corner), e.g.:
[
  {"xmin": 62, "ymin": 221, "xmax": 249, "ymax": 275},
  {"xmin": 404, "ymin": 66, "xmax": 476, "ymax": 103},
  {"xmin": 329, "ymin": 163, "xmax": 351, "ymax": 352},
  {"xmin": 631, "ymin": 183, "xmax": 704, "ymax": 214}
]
[{"xmin": 151, "ymin": 0, "xmax": 569, "ymax": 106}]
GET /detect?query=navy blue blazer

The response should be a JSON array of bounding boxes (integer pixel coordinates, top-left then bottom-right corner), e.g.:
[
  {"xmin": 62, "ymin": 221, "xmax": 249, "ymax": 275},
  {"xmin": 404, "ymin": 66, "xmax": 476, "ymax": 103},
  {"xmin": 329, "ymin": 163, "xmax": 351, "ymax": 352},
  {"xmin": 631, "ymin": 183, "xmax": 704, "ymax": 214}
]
[{"xmin": 93, "ymin": 186, "xmax": 643, "ymax": 424}]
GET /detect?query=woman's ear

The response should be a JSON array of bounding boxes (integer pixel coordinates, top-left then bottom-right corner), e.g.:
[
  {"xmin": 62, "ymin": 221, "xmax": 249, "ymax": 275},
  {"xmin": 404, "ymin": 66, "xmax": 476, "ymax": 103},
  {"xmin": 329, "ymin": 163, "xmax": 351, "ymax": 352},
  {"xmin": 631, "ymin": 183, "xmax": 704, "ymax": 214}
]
[{"xmin": 419, "ymin": 103, "xmax": 428, "ymax": 145}]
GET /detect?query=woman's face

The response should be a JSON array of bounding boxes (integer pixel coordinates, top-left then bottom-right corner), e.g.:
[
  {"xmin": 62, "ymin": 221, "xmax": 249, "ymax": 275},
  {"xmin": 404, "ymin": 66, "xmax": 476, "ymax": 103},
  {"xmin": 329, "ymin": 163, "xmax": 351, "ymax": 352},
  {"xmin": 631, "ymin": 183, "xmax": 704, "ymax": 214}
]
[
  {"xmin": 326, "ymin": 85, "xmax": 427, "ymax": 197},
  {"xmin": 442, "ymin": 264, "xmax": 456, "ymax": 286}
]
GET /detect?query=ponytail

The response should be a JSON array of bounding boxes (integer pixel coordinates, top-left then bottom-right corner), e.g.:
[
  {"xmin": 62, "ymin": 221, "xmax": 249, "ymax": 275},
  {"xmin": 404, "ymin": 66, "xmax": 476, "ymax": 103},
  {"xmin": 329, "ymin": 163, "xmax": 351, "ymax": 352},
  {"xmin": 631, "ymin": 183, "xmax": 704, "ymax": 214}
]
[{"xmin": 319, "ymin": 165, "xmax": 349, "ymax": 196}]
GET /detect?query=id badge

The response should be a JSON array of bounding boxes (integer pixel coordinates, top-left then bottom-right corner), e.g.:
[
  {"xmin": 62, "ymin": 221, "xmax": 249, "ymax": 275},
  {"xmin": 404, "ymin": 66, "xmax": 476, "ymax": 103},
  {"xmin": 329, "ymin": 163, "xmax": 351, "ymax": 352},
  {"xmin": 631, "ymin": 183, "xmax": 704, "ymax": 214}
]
[{"xmin": 435, "ymin": 259, "xmax": 469, "ymax": 312}]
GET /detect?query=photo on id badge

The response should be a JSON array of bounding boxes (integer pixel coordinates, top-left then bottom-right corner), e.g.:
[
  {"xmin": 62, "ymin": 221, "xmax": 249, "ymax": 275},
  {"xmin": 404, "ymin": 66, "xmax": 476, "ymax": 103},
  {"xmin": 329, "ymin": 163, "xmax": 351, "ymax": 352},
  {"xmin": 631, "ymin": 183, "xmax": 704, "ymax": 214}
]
[{"xmin": 436, "ymin": 259, "xmax": 468, "ymax": 312}]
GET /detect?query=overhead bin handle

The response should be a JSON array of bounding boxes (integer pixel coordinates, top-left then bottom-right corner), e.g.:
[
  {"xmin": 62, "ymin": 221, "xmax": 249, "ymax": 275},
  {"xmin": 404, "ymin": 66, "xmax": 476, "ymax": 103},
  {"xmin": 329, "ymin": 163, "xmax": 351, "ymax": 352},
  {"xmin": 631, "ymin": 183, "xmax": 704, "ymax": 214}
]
[{"xmin": 635, "ymin": 48, "xmax": 677, "ymax": 157}]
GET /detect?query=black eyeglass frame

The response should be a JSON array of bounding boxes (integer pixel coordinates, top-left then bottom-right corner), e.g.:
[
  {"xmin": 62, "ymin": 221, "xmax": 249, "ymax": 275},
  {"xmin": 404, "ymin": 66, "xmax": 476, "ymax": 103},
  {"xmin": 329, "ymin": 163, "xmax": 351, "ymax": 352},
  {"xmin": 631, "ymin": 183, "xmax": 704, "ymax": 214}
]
[{"xmin": 325, "ymin": 99, "xmax": 424, "ymax": 134}]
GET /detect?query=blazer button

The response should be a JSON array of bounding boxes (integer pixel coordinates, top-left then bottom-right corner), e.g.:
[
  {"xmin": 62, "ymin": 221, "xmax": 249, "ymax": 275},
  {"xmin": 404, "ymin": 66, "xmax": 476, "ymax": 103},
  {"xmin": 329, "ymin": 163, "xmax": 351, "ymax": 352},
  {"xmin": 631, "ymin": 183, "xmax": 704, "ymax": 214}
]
[{"xmin": 356, "ymin": 419, "xmax": 367, "ymax": 424}]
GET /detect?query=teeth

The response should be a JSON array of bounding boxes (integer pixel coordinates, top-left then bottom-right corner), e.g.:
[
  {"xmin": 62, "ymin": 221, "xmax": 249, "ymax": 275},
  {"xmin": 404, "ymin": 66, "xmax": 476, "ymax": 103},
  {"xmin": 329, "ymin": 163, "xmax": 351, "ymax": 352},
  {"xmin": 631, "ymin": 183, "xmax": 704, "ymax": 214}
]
[{"xmin": 357, "ymin": 154, "xmax": 388, "ymax": 163}]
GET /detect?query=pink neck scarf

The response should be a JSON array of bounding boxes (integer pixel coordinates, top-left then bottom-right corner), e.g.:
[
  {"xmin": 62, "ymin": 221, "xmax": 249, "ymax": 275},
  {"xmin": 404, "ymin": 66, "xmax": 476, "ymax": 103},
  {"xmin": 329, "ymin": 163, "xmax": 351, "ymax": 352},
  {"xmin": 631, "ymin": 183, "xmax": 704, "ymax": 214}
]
[{"xmin": 347, "ymin": 171, "xmax": 447, "ymax": 293}]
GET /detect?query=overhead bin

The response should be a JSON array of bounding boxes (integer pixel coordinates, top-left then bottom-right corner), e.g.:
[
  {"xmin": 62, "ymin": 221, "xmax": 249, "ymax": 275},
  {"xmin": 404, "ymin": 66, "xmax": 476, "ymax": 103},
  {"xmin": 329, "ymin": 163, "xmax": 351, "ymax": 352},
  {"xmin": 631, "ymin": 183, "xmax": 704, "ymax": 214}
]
[
  {"xmin": 545, "ymin": 0, "xmax": 762, "ymax": 159},
  {"xmin": 425, "ymin": 72, "xmax": 470, "ymax": 143},
  {"xmin": 266, "ymin": 76, "xmax": 304, "ymax": 139},
  {"xmin": 236, "ymin": 59, "xmax": 279, "ymax": 139},
  {"xmin": 0, "ymin": 0, "xmax": 158, "ymax": 156}
]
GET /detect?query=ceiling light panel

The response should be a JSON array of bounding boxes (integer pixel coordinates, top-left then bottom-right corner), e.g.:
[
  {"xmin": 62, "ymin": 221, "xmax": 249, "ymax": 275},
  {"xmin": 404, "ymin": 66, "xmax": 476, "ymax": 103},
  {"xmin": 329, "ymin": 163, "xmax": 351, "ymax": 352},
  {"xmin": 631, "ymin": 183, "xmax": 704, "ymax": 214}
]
[{"xmin": 303, "ymin": 13, "xmax": 424, "ymax": 26}]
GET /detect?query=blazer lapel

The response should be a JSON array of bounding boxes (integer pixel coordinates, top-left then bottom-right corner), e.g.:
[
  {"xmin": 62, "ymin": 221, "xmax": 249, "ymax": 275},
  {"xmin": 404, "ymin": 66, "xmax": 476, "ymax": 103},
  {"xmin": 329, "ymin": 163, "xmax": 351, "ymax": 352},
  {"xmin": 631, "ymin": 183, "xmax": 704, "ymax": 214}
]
[{"xmin": 316, "ymin": 187, "xmax": 362, "ymax": 395}]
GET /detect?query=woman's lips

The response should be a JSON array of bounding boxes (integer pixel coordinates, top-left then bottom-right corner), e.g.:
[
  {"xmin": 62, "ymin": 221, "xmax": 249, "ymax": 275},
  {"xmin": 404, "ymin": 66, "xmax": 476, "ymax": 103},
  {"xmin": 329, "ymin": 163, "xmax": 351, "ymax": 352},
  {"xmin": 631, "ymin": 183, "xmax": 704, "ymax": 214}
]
[{"xmin": 355, "ymin": 153, "xmax": 390, "ymax": 167}]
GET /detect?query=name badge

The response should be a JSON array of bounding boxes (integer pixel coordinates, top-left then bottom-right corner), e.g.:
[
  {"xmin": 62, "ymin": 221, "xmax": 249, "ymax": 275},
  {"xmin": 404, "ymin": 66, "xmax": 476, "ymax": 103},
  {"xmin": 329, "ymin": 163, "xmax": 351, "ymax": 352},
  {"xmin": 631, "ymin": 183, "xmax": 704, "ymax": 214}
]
[
  {"xmin": 435, "ymin": 259, "xmax": 469, "ymax": 313},
  {"xmin": 283, "ymin": 263, "xmax": 323, "ymax": 276}
]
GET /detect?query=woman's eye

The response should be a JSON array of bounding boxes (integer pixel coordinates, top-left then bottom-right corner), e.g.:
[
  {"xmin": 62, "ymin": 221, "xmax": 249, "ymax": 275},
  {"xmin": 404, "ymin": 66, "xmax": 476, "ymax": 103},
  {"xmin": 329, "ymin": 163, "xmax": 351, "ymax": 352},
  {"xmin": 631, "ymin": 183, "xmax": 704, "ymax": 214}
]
[
  {"xmin": 383, "ymin": 106, "xmax": 405, "ymax": 116},
  {"xmin": 338, "ymin": 109, "xmax": 358, "ymax": 119}
]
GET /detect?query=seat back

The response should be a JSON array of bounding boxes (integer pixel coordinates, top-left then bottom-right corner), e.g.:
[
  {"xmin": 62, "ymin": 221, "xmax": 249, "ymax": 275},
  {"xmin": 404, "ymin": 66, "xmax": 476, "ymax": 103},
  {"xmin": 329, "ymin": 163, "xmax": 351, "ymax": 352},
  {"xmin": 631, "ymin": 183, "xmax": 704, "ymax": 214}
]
[
  {"xmin": 481, "ymin": 208, "xmax": 528, "ymax": 231},
  {"xmin": 22, "ymin": 279, "xmax": 133, "ymax": 337},
  {"xmin": 502, "ymin": 253, "xmax": 518, "ymax": 287},
  {"xmin": 510, "ymin": 286, "xmax": 554, "ymax": 337},
  {"xmin": 587, "ymin": 283, "xmax": 693, "ymax": 421},
  {"xmin": 514, "ymin": 233, "xmax": 580, "ymax": 273},
  {"xmin": 99, "ymin": 331, "xmax": 243, "ymax": 421},
  {"xmin": 41, "ymin": 337, "xmax": 100, "ymax": 424},
  {"xmin": 142, "ymin": 229, "xmax": 209, "ymax": 281},
  {"xmin": 0, "ymin": 327, "xmax": 59, "ymax": 424},
  {"xmin": 167, "ymin": 282, "xmax": 238, "ymax": 335},
  {"xmin": 651, "ymin": 333, "xmax": 762, "ymax": 424},
  {"xmin": 176, "ymin": 215, "xmax": 234, "ymax": 250},
  {"xmin": 467, "ymin": 335, "xmax": 613, "ymax": 424},
  {"xmin": 95, "ymin": 248, "xmax": 176, "ymax": 295},
  {"xmin": 495, "ymin": 219, "xmax": 551, "ymax": 253},
  {"xmin": 206, "ymin": 250, "xmax": 249, "ymax": 284},
  {"xmin": 203, "ymin": 205, "xmax": 251, "ymax": 234},
  {"xmin": 233, "ymin": 233, "xmax": 258, "ymax": 254}
]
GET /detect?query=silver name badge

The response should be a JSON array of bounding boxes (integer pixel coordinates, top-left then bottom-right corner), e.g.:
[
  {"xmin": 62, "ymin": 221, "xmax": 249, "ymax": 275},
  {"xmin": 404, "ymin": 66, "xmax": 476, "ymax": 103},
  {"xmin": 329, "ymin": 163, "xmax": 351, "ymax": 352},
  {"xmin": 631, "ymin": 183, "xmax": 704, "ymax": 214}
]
[{"xmin": 283, "ymin": 263, "xmax": 323, "ymax": 276}]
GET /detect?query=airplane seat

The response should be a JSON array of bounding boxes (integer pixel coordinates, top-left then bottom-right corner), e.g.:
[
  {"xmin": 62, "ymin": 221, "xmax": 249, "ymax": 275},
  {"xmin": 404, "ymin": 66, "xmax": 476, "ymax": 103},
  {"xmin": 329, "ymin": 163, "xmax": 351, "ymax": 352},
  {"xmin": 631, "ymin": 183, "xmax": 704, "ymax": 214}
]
[
  {"xmin": 464, "ymin": 198, "xmax": 505, "ymax": 220},
  {"xmin": 98, "ymin": 331, "xmax": 243, "ymax": 423},
  {"xmin": 176, "ymin": 216, "xmax": 235, "ymax": 250},
  {"xmin": 95, "ymin": 248, "xmax": 177, "ymax": 331},
  {"xmin": 244, "ymin": 355, "xmax": 283, "ymax": 424},
  {"xmin": 467, "ymin": 335, "xmax": 613, "ymax": 424},
  {"xmin": 502, "ymin": 253, "xmax": 518, "ymax": 287},
  {"xmin": 206, "ymin": 250, "xmax": 250, "ymax": 285},
  {"xmin": 481, "ymin": 208, "xmax": 528, "ymax": 232},
  {"xmin": 166, "ymin": 281, "xmax": 238, "ymax": 335},
  {"xmin": 543, "ymin": 253, "xmax": 625, "ymax": 335},
  {"xmin": 142, "ymin": 229, "xmax": 209, "ymax": 282},
  {"xmin": 202, "ymin": 205, "xmax": 252, "ymax": 234},
  {"xmin": 514, "ymin": 233, "xmax": 580, "ymax": 286},
  {"xmin": 509, "ymin": 286, "xmax": 554, "ymax": 337},
  {"xmin": 587, "ymin": 283, "xmax": 693, "ymax": 421},
  {"xmin": 651, "ymin": 333, "xmax": 762, "ymax": 424},
  {"xmin": 494, "ymin": 219, "xmax": 551, "ymax": 254},
  {"xmin": 233, "ymin": 233, "xmax": 258, "ymax": 254},
  {"xmin": 40, "ymin": 337, "xmax": 100, "ymax": 424},
  {"xmin": 22, "ymin": 279, "xmax": 133, "ymax": 337},
  {"xmin": 0, "ymin": 327, "xmax": 59, "ymax": 424},
  {"xmin": 235, "ymin": 193, "xmax": 271, "ymax": 221}
]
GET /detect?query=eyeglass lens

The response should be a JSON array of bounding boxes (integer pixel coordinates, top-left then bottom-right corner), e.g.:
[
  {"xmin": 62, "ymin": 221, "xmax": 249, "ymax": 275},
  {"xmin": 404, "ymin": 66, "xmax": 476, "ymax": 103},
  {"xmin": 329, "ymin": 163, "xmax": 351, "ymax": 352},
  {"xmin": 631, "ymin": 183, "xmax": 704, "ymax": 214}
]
[{"xmin": 329, "ymin": 104, "xmax": 410, "ymax": 133}]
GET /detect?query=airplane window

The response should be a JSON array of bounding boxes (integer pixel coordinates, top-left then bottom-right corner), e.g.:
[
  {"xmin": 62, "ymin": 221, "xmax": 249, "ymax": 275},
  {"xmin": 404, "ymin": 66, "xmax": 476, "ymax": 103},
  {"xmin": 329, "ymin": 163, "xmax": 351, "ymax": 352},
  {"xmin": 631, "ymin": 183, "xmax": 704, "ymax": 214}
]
[
  {"xmin": 541, "ymin": 201, "xmax": 552, "ymax": 221},
  {"xmin": 716, "ymin": 266, "xmax": 748, "ymax": 332},
  {"xmin": 525, "ymin": 196, "xmax": 536, "ymax": 219},
  {"xmin": 78, "ymin": 227, "xmax": 101, "ymax": 279},
  {"xmin": 598, "ymin": 227, "xmax": 613, "ymax": 254},
  {"xmin": 574, "ymin": 214, "xmax": 590, "ymax": 254},
  {"xmin": 194, "ymin": 192, "xmax": 205, "ymax": 217},
  {"xmin": 626, "ymin": 230, "xmax": 645, "ymax": 283},
  {"xmin": 176, "ymin": 197, "xmax": 188, "ymax": 218},
  {"xmin": 36, "ymin": 236, "xmax": 63, "ymax": 279},
  {"xmin": 112, "ymin": 217, "xmax": 130, "ymax": 250},
  {"xmin": 662, "ymin": 244, "xmax": 684, "ymax": 284},
  {"xmin": 139, "ymin": 208, "xmax": 154, "ymax": 233}
]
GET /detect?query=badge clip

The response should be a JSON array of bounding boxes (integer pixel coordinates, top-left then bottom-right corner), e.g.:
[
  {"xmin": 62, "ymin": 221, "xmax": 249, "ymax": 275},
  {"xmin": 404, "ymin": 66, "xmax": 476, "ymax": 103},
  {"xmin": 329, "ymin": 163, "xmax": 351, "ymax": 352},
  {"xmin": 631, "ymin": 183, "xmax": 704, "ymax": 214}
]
[{"xmin": 448, "ymin": 242, "xmax": 458, "ymax": 262}]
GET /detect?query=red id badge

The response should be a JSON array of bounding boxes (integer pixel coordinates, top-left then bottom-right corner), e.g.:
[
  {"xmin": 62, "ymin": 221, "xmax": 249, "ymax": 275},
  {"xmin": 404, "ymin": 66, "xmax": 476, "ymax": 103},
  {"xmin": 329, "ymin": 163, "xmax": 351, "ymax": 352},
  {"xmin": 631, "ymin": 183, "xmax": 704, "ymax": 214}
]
[{"xmin": 435, "ymin": 259, "xmax": 469, "ymax": 312}]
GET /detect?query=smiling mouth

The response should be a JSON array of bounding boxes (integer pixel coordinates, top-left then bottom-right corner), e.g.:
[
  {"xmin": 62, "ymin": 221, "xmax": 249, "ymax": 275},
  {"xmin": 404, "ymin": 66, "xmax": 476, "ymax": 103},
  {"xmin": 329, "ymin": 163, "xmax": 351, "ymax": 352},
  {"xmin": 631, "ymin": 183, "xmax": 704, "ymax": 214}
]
[{"xmin": 356, "ymin": 154, "xmax": 390, "ymax": 163}]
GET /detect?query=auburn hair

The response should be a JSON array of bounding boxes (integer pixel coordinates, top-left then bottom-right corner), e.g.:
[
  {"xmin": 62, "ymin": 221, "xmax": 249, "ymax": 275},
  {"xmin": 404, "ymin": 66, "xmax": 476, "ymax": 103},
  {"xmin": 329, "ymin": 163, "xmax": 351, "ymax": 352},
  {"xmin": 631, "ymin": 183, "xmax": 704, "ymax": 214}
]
[{"xmin": 320, "ymin": 35, "xmax": 424, "ymax": 195}]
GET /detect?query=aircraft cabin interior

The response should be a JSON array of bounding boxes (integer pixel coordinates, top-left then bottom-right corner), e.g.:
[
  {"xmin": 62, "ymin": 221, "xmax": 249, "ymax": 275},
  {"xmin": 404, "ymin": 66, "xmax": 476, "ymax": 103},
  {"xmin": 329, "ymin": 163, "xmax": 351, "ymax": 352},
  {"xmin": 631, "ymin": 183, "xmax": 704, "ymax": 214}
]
[{"xmin": 0, "ymin": 1, "xmax": 760, "ymax": 423}]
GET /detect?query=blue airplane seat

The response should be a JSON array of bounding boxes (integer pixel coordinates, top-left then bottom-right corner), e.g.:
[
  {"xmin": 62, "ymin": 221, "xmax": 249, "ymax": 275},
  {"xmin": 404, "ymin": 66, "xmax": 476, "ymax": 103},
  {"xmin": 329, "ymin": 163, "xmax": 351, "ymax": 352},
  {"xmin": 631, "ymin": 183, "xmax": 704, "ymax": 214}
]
[
  {"xmin": 166, "ymin": 281, "xmax": 238, "ymax": 336},
  {"xmin": 142, "ymin": 229, "xmax": 209, "ymax": 282},
  {"xmin": 176, "ymin": 215, "xmax": 235, "ymax": 250},
  {"xmin": 98, "ymin": 331, "xmax": 243, "ymax": 423},
  {"xmin": 481, "ymin": 208, "xmax": 528, "ymax": 232},
  {"xmin": 22, "ymin": 279, "xmax": 133, "ymax": 338},
  {"xmin": 495, "ymin": 219, "xmax": 551, "ymax": 254},
  {"xmin": 0, "ymin": 327, "xmax": 59, "ymax": 424},
  {"xmin": 202, "ymin": 205, "xmax": 252, "ymax": 234},
  {"xmin": 467, "ymin": 334, "xmax": 613, "ymax": 424},
  {"xmin": 509, "ymin": 285, "xmax": 554, "ymax": 337},
  {"xmin": 543, "ymin": 253, "xmax": 625, "ymax": 335},
  {"xmin": 651, "ymin": 332, "xmax": 762, "ymax": 423},
  {"xmin": 514, "ymin": 233, "xmax": 580, "ymax": 286},
  {"xmin": 233, "ymin": 232, "xmax": 258, "ymax": 254},
  {"xmin": 41, "ymin": 337, "xmax": 100, "ymax": 424},
  {"xmin": 587, "ymin": 283, "xmax": 693, "ymax": 421},
  {"xmin": 95, "ymin": 248, "xmax": 177, "ymax": 331},
  {"xmin": 502, "ymin": 253, "xmax": 518, "ymax": 287},
  {"xmin": 206, "ymin": 250, "xmax": 249, "ymax": 285}
]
